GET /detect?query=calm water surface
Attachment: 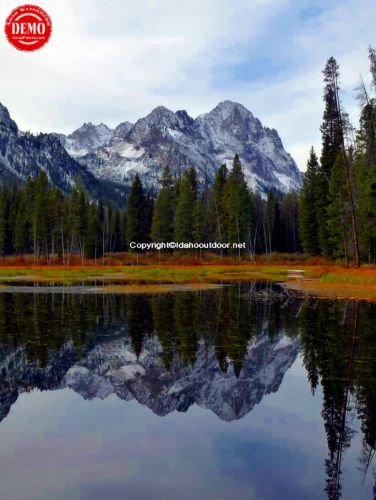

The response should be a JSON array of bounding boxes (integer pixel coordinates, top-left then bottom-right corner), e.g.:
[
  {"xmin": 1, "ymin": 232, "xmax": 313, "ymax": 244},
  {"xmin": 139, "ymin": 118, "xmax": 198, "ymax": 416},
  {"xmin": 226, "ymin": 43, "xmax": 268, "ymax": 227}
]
[{"xmin": 0, "ymin": 283, "xmax": 375, "ymax": 500}]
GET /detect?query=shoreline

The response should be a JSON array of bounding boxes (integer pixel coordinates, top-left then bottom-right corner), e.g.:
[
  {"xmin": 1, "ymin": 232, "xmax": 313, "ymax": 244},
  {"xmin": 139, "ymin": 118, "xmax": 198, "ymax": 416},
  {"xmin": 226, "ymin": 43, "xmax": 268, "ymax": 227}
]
[{"xmin": 1, "ymin": 263, "xmax": 376, "ymax": 301}]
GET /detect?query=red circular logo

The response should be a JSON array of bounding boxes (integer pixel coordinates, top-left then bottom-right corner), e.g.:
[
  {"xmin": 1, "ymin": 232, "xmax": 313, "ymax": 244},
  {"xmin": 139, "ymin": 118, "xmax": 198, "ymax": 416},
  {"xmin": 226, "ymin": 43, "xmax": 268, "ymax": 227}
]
[{"xmin": 5, "ymin": 4, "xmax": 52, "ymax": 52}]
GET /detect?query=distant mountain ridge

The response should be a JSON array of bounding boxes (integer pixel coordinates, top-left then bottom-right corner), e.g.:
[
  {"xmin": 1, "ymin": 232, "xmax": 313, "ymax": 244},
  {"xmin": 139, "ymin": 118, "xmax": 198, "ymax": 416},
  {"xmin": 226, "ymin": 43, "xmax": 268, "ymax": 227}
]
[
  {"xmin": 59, "ymin": 100, "xmax": 302, "ymax": 193},
  {"xmin": 0, "ymin": 100, "xmax": 301, "ymax": 196},
  {"xmin": 0, "ymin": 102, "xmax": 127, "ymax": 203}
]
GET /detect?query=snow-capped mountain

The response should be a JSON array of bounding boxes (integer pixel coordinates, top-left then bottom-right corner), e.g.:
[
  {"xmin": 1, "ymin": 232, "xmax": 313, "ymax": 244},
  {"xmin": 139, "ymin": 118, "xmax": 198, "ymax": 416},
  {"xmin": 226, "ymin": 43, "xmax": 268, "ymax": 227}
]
[
  {"xmin": 0, "ymin": 330, "xmax": 299, "ymax": 423},
  {"xmin": 0, "ymin": 99, "xmax": 301, "ymax": 196},
  {"xmin": 0, "ymin": 102, "xmax": 126, "ymax": 202},
  {"xmin": 110, "ymin": 121, "xmax": 134, "ymax": 145},
  {"xmin": 62, "ymin": 101, "xmax": 301, "ymax": 193},
  {"xmin": 60, "ymin": 122, "xmax": 113, "ymax": 157}
]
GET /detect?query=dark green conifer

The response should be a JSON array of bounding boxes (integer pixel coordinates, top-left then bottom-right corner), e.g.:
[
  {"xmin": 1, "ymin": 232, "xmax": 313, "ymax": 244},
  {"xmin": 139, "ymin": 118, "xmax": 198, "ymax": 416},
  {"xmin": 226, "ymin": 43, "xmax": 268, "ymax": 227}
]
[
  {"xmin": 151, "ymin": 166, "xmax": 179, "ymax": 242},
  {"xmin": 174, "ymin": 170, "xmax": 196, "ymax": 242},
  {"xmin": 223, "ymin": 154, "xmax": 252, "ymax": 248},
  {"xmin": 126, "ymin": 174, "xmax": 148, "ymax": 246},
  {"xmin": 211, "ymin": 164, "xmax": 228, "ymax": 243},
  {"xmin": 299, "ymin": 147, "xmax": 320, "ymax": 256}
]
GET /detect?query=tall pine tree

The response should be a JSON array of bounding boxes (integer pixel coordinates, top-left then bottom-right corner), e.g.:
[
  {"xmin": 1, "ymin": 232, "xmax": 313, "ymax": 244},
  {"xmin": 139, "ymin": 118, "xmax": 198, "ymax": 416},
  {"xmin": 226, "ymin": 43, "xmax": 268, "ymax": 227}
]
[
  {"xmin": 151, "ymin": 166, "xmax": 176, "ymax": 243},
  {"xmin": 317, "ymin": 57, "xmax": 344, "ymax": 257},
  {"xmin": 223, "ymin": 154, "xmax": 253, "ymax": 249},
  {"xmin": 299, "ymin": 147, "xmax": 320, "ymax": 256},
  {"xmin": 211, "ymin": 164, "xmax": 228, "ymax": 244},
  {"xmin": 126, "ymin": 174, "xmax": 148, "ymax": 246},
  {"xmin": 174, "ymin": 169, "xmax": 196, "ymax": 242}
]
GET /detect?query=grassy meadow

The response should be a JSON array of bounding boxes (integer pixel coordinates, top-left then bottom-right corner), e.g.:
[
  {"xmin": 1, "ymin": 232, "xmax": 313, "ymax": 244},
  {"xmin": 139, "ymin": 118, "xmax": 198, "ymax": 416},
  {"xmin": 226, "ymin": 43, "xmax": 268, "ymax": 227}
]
[{"xmin": 1, "ymin": 253, "xmax": 376, "ymax": 300}]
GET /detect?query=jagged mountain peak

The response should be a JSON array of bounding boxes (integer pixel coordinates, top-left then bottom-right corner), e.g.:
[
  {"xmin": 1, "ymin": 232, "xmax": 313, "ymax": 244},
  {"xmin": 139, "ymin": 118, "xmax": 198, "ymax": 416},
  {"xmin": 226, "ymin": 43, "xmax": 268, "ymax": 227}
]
[
  {"xmin": 72, "ymin": 122, "xmax": 110, "ymax": 133},
  {"xmin": 114, "ymin": 121, "xmax": 133, "ymax": 135},
  {"xmin": 68, "ymin": 122, "xmax": 113, "ymax": 140},
  {"xmin": 137, "ymin": 105, "xmax": 180, "ymax": 127},
  {"xmin": 0, "ymin": 103, "xmax": 123, "ymax": 200},
  {"xmin": 150, "ymin": 104, "xmax": 174, "ymax": 115},
  {"xmin": 71, "ymin": 100, "xmax": 301, "ymax": 193},
  {"xmin": 63, "ymin": 122, "xmax": 114, "ymax": 157},
  {"xmin": 206, "ymin": 100, "xmax": 254, "ymax": 119},
  {"xmin": 126, "ymin": 105, "xmax": 186, "ymax": 146},
  {"xmin": 196, "ymin": 101, "xmax": 261, "ymax": 137},
  {"xmin": 110, "ymin": 121, "xmax": 134, "ymax": 145},
  {"xmin": 76, "ymin": 121, "xmax": 95, "ymax": 130},
  {"xmin": 0, "ymin": 99, "xmax": 301, "ymax": 195},
  {"xmin": 0, "ymin": 102, "xmax": 18, "ymax": 133}
]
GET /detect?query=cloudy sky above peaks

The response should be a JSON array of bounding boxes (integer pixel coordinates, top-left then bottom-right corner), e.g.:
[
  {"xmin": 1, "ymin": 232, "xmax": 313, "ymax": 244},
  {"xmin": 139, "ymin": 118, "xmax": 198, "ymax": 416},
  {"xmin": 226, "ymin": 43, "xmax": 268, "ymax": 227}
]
[{"xmin": 0, "ymin": 0, "xmax": 375, "ymax": 170}]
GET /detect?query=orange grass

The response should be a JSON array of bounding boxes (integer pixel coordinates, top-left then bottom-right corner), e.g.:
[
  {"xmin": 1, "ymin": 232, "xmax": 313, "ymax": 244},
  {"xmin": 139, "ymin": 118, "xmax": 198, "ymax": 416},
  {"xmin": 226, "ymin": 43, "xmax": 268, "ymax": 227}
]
[
  {"xmin": 1, "ymin": 257, "xmax": 376, "ymax": 301},
  {"xmin": 0, "ymin": 252, "xmax": 319, "ymax": 267},
  {"xmin": 288, "ymin": 281, "xmax": 376, "ymax": 302}
]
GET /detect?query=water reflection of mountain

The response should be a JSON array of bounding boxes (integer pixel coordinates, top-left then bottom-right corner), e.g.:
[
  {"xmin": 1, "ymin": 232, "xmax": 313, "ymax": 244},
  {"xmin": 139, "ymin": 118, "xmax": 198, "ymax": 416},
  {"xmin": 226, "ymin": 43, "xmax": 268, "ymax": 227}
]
[
  {"xmin": 0, "ymin": 285, "xmax": 300, "ymax": 422},
  {"xmin": 64, "ymin": 333, "xmax": 299, "ymax": 421},
  {"xmin": 1, "ymin": 287, "xmax": 376, "ymax": 499}
]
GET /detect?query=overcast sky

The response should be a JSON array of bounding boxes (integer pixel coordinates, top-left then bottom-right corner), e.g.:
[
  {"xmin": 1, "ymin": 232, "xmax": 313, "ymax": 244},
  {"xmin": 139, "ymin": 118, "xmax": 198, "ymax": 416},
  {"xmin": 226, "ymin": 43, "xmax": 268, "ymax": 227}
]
[{"xmin": 1, "ymin": 0, "xmax": 375, "ymax": 170}]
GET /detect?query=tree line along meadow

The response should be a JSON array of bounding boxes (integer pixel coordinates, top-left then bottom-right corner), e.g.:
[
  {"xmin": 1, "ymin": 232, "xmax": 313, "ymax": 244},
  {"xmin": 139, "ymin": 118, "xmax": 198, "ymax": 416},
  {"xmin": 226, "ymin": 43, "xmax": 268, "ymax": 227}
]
[
  {"xmin": 0, "ymin": 156, "xmax": 300, "ymax": 263},
  {"xmin": 0, "ymin": 47, "xmax": 376, "ymax": 265}
]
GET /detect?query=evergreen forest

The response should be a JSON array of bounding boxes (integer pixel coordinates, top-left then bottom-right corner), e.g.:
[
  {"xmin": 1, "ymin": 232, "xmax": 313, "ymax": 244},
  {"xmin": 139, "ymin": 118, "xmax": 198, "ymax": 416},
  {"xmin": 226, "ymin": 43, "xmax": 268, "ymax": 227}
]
[{"xmin": 1, "ymin": 48, "xmax": 376, "ymax": 265}]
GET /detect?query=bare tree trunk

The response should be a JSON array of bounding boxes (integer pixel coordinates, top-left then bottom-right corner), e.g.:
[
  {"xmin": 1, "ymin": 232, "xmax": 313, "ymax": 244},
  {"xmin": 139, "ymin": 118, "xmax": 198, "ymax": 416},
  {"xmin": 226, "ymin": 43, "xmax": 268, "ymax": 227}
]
[
  {"xmin": 33, "ymin": 225, "xmax": 37, "ymax": 264},
  {"xmin": 333, "ymin": 71, "xmax": 361, "ymax": 266},
  {"xmin": 61, "ymin": 224, "xmax": 65, "ymax": 266},
  {"xmin": 214, "ymin": 197, "xmax": 223, "ymax": 258},
  {"xmin": 343, "ymin": 153, "xmax": 360, "ymax": 266},
  {"xmin": 339, "ymin": 191, "xmax": 349, "ymax": 267},
  {"xmin": 102, "ymin": 229, "xmax": 105, "ymax": 266},
  {"xmin": 51, "ymin": 235, "xmax": 55, "ymax": 265}
]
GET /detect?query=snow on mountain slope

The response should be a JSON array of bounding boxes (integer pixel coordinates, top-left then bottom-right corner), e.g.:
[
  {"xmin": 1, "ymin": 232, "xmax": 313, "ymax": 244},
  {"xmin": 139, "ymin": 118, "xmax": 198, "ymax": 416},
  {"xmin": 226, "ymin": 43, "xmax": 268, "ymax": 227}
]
[
  {"xmin": 0, "ymin": 99, "xmax": 301, "ymax": 195},
  {"xmin": 61, "ymin": 101, "xmax": 302, "ymax": 194},
  {"xmin": 61, "ymin": 122, "xmax": 114, "ymax": 157},
  {"xmin": 0, "ymin": 102, "xmax": 128, "ymax": 203},
  {"xmin": 0, "ymin": 103, "xmax": 100, "ymax": 193},
  {"xmin": 110, "ymin": 121, "xmax": 134, "ymax": 145}
]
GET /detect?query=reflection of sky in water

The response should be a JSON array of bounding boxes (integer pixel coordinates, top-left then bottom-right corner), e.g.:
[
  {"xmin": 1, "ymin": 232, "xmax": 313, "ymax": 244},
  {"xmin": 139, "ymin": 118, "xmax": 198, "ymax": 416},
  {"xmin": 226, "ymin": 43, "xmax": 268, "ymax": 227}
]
[{"xmin": 0, "ymin": 354, "xmax": 372, "ymax": 500}]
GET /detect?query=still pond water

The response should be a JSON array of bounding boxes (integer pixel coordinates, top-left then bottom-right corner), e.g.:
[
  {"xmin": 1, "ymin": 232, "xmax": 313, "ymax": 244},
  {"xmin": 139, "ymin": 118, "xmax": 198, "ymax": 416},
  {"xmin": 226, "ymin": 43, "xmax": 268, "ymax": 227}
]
[{"xmin": 0, "ymin": 283, "xmax": 375, "ymax": 500}]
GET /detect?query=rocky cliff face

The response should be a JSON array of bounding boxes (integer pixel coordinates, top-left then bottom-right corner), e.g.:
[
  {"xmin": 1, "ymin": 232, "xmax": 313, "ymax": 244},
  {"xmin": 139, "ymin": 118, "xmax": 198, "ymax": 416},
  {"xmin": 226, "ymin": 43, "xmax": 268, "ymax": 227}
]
[
  {"xmin": 0, "ymin": 100, "xmax": 301, "ymax": 195},
  {"xmin": 0, "ymin": 331, "xmax": 299, "ymax": 423},
  {"xmin": 61, "ymin": 122, "xmax": 114, "ymax": 157},
  {"xmin": 61, "ymin": 101, "xmax": 302, "ymax": 193},
  {"xmin": 0, "ymin": 103, "xmax": 126, "ymax": 202}
]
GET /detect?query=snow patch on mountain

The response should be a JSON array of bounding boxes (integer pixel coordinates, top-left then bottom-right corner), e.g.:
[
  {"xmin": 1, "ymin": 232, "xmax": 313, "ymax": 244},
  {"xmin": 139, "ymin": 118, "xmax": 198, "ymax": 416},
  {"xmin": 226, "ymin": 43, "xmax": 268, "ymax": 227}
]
[
  {"xmin": 62, "ymin": 122, "xmax": 114, "ymax": 157},
  {"xmin": 60, "ymin": 101, "xmax": 302, "ymax": 194}
]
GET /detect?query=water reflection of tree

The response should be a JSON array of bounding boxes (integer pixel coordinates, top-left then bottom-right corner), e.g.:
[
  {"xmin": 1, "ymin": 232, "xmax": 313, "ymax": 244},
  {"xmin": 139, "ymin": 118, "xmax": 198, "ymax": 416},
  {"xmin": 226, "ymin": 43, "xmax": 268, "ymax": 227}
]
[
  {"xmin": 0, "ymin": 283, "xmax": 301, "ymax": 375},
  {"xmin": 151, "ymin": 294, "xmax": 177, "ymax": 370},
  {"xmin": 299, "ymin": 300, "xmax": 376, "ymax": 500},
  {"xmin": 126, "ymin": 295, "xmax": 153, "ymax": 358},
  {"xmin": 0, "ymin": 293, "xmax": 126, "ymax": 366},
  {"xmin": 151, "ymin": 284, "xmax": 300, "ymax": 376},
  {"xmin": 353, "ymin": 303, "xmax": 376, "ymax": 494}
]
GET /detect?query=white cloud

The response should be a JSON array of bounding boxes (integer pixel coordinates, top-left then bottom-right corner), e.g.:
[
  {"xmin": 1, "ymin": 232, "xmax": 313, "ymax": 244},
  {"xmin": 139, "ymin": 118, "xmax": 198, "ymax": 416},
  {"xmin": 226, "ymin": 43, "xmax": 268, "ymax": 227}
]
[
  {"xmin": 0, "ymin": 0, "xmax": 374, "ymax": 171},
  {"xmin": 0, "ymin": 0, "xmax": 287, "ymax": 130}
]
